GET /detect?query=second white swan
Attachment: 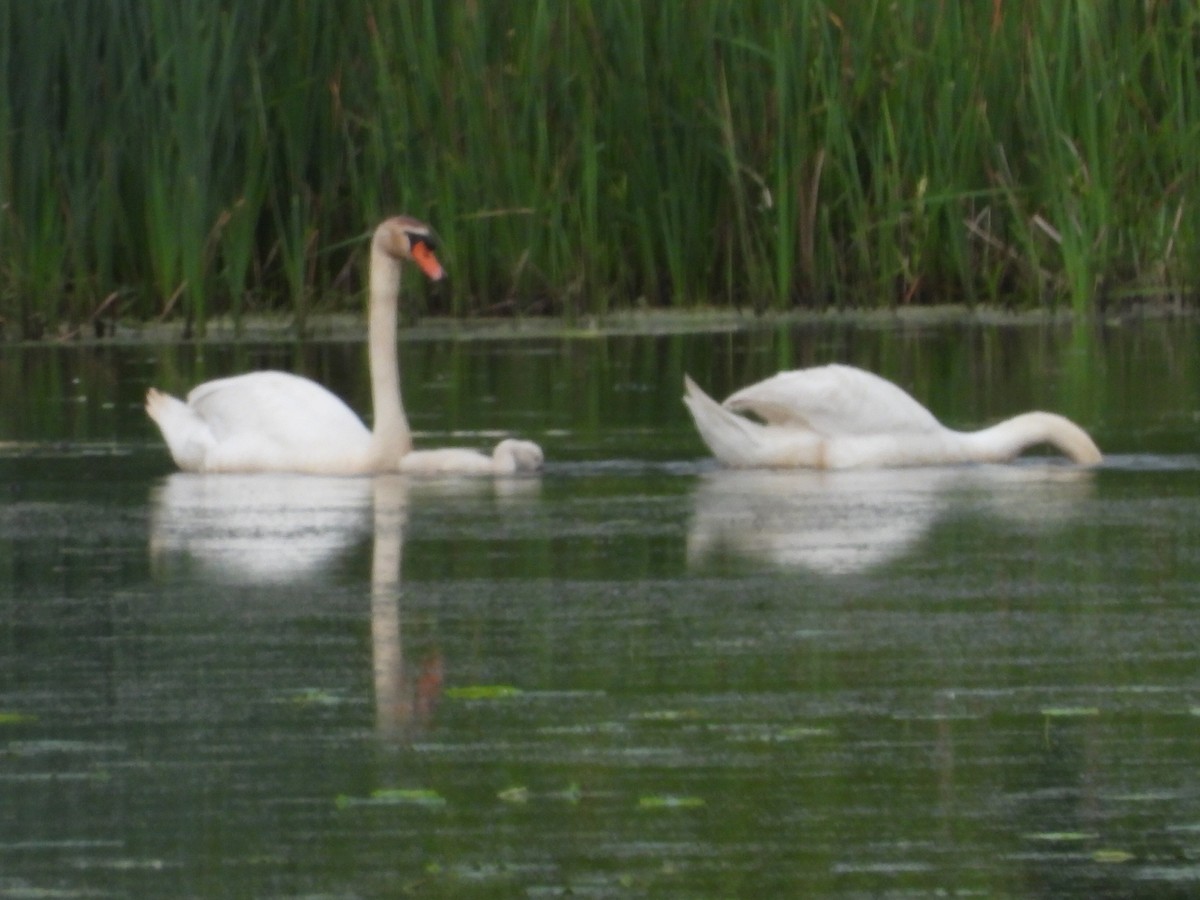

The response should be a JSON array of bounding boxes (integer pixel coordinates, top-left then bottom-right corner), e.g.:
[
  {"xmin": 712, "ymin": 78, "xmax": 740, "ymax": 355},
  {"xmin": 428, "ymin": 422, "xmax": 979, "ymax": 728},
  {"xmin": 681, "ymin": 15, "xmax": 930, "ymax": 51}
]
[{"xmin": 683, "ymin": 364, "xmax": 1102, "ymax": 469}]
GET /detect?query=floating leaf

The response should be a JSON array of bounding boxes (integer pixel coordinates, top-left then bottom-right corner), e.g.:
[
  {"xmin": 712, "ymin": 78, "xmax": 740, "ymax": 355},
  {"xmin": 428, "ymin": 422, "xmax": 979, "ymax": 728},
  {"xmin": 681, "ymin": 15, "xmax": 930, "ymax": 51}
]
[
  {"xmin": 1093, "ymin": 849, "xmax": 1135, "ymax": 864},
  {"xmin": 638, "ymin": 795, "xmax": 705, "ymax": 810},
  {"xmin": 445, "ymin": 685, "xmax": 523, "ymax": 701},
  {"xmin": 336, "ymin": 788, "xmax": 446, "ymax": 809},
  {"xmin": 498, "ymin": 786, "xmax": 530, "ymax": 804},
  {"xmin": 497, "ymin": 783, "xmax": 581, "ymax": 804},
  {"xmin": 0, "ymin": 712, "xmax": 37, "ymax": 725}
]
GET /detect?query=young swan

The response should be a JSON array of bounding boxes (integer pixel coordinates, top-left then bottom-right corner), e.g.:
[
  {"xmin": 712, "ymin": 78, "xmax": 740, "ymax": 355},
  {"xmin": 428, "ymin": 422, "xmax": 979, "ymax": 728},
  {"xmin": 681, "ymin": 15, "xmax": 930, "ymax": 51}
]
[
  {"xmin": 683, "ymin": 364, "xmax": 1102, "ymax": 469},
  {"xmin": 398, "ymin": 439, "xmax": 544, "ymax": 476}
]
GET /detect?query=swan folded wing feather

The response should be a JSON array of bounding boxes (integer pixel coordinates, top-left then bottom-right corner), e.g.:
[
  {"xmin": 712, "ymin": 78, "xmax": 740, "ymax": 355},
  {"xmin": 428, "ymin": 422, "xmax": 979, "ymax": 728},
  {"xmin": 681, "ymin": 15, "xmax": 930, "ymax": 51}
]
[
  {"xmin": 723, "ymin": 365, "xmax": 942, "ymax": 436},
  {"xmin": 187, "ymin": 371, "xmax": 370, "ymax": 445},
  {"xmin": 182, "ymin": 371, "xmax": 375, "ymax": 473}
]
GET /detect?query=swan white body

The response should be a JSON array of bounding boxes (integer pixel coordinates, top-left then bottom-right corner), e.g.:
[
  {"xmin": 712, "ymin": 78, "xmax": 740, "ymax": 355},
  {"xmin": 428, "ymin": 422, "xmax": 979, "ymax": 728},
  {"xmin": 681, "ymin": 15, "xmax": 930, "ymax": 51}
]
[
  {"xmin": 146, "ymin": 371, "xmax": 379, "ymax": 475},
  {"xmin": 683, "ymin": 364, "xmax": 1102, "ymax": 469},
  {"xmin": 146, "ymin": 216, "xmax": 544, "ymax": 476}
]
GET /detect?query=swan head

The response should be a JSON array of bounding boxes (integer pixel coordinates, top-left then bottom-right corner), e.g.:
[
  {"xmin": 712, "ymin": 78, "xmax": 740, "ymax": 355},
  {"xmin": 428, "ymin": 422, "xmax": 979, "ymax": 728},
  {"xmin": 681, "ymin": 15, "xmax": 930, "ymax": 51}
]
[
  {"xmin": 372, "ymin": 216, "xmax": 445, "ymax": 282},
  {"xmin": 493, "ymin": 439, "xmax": 544, "ymax": 473}
]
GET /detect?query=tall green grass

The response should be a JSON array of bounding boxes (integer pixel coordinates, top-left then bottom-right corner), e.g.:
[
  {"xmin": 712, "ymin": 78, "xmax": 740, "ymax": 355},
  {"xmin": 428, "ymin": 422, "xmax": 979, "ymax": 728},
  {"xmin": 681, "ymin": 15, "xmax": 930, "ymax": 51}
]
[{"xmin": 1, "ymin": 1, "xmax": 1198, "ymax": 336}]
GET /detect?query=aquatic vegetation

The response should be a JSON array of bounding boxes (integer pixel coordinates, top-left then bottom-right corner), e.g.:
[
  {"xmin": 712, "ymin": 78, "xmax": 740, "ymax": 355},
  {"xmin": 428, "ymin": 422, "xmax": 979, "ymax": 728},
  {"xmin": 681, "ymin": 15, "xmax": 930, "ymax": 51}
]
[
  {"xmin": 2, "ymin": 2, "xmax": 1198, "ymax": 335},
  {"xmin": 498, "ymin": 783, "xmax": 582, "ymax": 805}
]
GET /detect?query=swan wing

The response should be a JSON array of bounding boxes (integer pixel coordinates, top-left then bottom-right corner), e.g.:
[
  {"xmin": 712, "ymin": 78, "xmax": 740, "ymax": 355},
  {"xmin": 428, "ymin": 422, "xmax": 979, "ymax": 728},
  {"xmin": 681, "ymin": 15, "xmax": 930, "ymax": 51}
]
[
  {"xmin": 187, "ymin": 371, "xmax": 370, "ymax": 445},
  {"xmin": 723, "ymin": 364, "xmax": 942, "ymax": 436}
]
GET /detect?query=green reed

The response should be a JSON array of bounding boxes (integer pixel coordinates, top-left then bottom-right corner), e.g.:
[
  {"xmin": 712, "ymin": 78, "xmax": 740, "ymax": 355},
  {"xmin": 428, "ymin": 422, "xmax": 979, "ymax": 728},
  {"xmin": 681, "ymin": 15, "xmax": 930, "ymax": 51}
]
[{"xmin": 1, "ymin": 1, "xmax": 1198, "ymax": 336}]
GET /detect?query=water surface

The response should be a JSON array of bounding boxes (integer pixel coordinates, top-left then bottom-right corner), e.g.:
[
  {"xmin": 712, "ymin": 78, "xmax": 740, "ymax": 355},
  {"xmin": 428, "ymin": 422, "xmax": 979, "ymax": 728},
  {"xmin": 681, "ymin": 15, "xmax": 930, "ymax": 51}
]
[{"xmin": 2, "ymin": 319, "xmax": 1200, "ymax": 897}]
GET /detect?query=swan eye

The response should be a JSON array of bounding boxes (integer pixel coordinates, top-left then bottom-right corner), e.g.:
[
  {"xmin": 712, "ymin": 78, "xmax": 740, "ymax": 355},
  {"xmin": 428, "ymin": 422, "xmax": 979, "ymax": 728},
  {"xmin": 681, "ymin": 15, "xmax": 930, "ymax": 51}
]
[{"xmin": 407, "ymin": 233, "xmax": 436, "ymax": 253}]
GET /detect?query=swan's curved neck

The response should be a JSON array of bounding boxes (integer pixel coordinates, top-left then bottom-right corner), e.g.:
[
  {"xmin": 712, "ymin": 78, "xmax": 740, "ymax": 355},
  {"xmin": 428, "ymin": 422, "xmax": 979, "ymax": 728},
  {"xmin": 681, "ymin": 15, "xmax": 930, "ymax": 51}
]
[
  {"xmin": 366, "ymin": 246, "xmax": 411, "ymax": 461},
  {"xmin": 964, "ymin": 413, "xmax": 1101, "ymax": 464}
]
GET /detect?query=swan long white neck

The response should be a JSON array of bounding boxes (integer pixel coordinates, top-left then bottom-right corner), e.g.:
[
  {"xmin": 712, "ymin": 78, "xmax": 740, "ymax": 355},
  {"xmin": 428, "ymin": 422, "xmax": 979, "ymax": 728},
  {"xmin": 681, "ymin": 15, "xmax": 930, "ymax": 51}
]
[
  {"xmin": 960, "ymin": 412, "xmax": 1102, "ymax": 465},
  {"xmin": 365, "ymin": 240, "xmax": 411, "ymax": 464}
]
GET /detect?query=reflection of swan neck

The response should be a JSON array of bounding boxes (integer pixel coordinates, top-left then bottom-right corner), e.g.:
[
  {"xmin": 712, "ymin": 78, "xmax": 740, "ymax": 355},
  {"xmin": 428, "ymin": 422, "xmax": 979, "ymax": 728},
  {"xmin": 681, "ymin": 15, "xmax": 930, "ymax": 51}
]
[
  {"xmin": 366, "ymin": 240, "xmax": 411, "ymax": 463},
  {"xmin": 963, "ymin": 413, "xmax": 1102, "ymax": 465}
]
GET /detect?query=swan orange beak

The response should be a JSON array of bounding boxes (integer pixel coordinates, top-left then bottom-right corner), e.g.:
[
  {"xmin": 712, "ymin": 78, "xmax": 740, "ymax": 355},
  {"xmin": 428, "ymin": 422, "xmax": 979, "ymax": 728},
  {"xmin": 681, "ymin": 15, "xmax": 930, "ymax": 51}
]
[{"xmin": 411, "ymin": 241, "xmax": 445, "ymax": 282}]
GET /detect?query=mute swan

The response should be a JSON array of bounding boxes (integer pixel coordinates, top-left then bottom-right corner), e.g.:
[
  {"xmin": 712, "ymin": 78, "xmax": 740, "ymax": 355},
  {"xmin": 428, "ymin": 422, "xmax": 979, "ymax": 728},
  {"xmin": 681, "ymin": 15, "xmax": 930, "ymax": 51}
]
[
  {"xmin": 683, "ymin": 364, "xmax": 1102, "ymax": 469},
  {"xmin": 145, "ymin": 216, "xmax": 544, "ymax": 475}
]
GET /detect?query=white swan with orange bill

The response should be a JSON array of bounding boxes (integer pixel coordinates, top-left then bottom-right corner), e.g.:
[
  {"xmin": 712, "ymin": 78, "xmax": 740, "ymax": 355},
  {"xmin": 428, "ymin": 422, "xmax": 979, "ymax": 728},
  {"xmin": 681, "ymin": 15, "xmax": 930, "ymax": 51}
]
[
  {"xmin": 145, "ymin": 216, "xmax": 542, "ymax": 476},
  {"xmin": 683, "ymin": 364, "xmax": 1101, "ymax": 469}
]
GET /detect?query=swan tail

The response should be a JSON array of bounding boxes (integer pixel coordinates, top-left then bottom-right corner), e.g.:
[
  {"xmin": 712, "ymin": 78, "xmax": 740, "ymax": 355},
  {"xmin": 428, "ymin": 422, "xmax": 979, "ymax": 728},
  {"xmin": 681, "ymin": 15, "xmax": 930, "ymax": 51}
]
[
  {"xmin": 145, "ymin": 388, "xmax": 215, "ymax": 472},
  {"xmin": 682, "ymin": 375, "xmax": 771, "ymax": 467}
]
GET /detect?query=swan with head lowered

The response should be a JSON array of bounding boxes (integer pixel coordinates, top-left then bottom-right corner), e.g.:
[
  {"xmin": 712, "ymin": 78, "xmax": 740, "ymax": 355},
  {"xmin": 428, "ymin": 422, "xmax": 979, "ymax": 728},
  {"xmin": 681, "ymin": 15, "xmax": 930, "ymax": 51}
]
[
  {"xmin": 145, "ymin": 216, "xmax": 542, "ymax": 476},
  {"xmin": 683, "ymin": 364, "xmax": 1101, "ymax": 469}
]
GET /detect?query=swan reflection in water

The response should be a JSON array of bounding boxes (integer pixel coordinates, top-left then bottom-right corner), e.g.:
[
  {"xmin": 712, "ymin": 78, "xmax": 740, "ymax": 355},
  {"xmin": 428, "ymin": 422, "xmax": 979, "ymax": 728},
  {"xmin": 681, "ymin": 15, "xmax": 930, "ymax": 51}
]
[
  {"xmin": 148, "ymin": 471, "xmax": 540, "ymax": 739},
  {"xmin": 686, "ymin": 464, "xmax": 1096, "ymax": 576},
  {"xmin": 149, "ymin": 473, "xmax": 373, "ymax": 583}
]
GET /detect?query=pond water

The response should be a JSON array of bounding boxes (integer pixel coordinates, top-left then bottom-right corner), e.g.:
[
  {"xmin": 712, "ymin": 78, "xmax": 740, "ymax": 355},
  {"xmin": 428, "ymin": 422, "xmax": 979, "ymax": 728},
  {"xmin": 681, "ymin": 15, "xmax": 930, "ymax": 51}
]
[{"xmin": 2, "ymin": 317, "xmax": 1200, "ymax": 897}]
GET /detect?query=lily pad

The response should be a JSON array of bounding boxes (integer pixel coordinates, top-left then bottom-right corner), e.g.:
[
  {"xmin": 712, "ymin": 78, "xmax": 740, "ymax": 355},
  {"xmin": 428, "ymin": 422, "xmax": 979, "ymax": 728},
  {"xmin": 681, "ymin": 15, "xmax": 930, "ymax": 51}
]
[
  {"xmin": 498, "ymin": 786, "xmax": 530, "ymax": 804},
  {"xmin": 497, "ymin": 783, "xmax": 581, "ymax": 805}
]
